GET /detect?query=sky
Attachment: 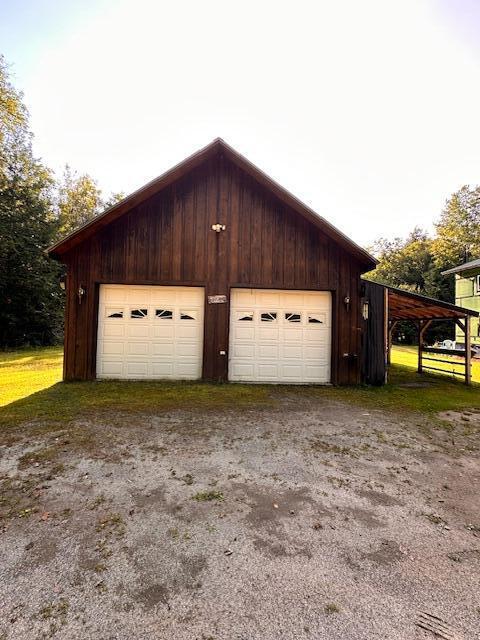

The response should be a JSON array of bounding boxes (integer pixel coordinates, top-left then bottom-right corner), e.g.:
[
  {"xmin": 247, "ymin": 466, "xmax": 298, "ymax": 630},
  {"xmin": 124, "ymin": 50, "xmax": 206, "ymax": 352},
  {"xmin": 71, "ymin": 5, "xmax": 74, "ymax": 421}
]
[{"xmin": 1, "ymin": 0, "xmax": 479, "ymax": 249}]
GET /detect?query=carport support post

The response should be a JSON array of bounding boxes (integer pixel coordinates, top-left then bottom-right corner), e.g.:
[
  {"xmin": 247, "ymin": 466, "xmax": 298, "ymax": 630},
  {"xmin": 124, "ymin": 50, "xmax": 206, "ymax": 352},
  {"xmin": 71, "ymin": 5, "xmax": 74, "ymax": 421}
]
[
  {"xmin": 387, "ymin": 320, "xmax": 398, "ymax": 365},
  {"xmin": 456, "ymin": 316, "xmax": 472, "ymax": 386},
  {"xmin": 417, "ymin": 320, "xmax": 432, "ymax": 374},
  {"xmin": 465, "ymin": 314, "xmax": 472, "ymax": 386}
]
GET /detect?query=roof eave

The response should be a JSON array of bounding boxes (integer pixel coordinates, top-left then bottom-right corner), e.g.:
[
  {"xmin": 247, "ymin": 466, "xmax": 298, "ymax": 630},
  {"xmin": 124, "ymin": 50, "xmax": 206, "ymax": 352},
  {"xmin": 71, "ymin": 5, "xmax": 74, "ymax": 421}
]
[{"xmin": 386, "ymin": 284, "xmax": 479, "ymax": 318}]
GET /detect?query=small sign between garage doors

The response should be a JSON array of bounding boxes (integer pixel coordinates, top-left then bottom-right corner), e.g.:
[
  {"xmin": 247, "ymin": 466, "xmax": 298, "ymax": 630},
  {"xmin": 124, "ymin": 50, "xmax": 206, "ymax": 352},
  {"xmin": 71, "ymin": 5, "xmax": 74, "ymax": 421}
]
[{"xmin": 208, "ymin": 295, "xmax": 227, "ymax": 304}]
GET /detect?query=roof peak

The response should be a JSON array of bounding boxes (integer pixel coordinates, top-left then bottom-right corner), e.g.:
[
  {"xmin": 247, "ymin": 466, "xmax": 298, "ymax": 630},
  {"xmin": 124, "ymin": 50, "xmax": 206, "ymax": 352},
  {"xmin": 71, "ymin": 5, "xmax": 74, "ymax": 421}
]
[{"xmin": 48, "ymin": 138, "xmax": 376, "ymax": 269}]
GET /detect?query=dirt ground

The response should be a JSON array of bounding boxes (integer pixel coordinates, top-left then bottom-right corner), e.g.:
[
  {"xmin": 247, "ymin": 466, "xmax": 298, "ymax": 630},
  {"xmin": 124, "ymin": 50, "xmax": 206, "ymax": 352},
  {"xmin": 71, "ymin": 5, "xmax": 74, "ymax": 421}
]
[{"xmin": 1, "ymin": 396, "xmax": 480, "ymax": 639}]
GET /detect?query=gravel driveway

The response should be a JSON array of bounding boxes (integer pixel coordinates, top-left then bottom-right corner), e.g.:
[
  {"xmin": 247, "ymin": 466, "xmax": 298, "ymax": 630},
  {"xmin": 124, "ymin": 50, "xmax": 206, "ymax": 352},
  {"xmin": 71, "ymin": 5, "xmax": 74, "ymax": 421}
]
[{"xmin": 1, "ymin": 397, "xmax": 480, "ymax": 639}]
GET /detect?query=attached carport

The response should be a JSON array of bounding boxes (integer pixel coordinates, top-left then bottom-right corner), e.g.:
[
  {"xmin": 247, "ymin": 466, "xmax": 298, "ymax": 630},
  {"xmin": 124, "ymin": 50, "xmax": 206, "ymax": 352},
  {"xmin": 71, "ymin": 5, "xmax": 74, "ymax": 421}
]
[
  {"xmin": 386, "ymin": 285, "xmax": 479, "ymax": 384},
  {"xmin": 362, "ymin": 281, "xmax": 479, "ymax": 385}
]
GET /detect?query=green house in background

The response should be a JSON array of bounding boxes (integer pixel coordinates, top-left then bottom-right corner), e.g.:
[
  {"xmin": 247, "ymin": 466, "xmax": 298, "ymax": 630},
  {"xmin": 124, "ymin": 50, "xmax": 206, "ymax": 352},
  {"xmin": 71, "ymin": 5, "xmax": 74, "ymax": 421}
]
[{"xmin": 443, "ymin": 258, "xmax": 480, "ymax": 348}]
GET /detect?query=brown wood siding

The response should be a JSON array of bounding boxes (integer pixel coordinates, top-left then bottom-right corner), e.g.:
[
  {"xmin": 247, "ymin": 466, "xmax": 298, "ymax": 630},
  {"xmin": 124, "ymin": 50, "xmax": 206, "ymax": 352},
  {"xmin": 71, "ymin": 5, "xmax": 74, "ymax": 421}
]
[
  {"xmin": 361, "ymin": 281, "xmax": 387, "ymax": 385},
  {"xmin": 62, "ymin": 156, "xmax": 365, "ymax": 383}
]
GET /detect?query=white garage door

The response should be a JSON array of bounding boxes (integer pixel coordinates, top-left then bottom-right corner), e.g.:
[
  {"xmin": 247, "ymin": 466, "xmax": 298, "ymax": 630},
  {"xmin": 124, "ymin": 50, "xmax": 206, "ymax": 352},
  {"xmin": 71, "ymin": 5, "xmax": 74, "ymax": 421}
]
[
  {"xmin": 229, "ymin": 289, "xmax": 331, "ymax": 383},
  {"xmin": 97, "ymin": 285, "xmax": 204, "ymax": 379}
]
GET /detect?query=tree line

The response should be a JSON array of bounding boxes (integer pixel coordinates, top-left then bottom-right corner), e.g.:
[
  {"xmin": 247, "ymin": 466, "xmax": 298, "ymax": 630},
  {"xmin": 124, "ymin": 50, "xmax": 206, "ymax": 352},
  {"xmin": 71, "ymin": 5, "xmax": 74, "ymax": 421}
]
[
  {"xmin": 0, "ymin": 56, "xmax": 122, "ymax": 348},
  {"xmin": 365, "ymin": 186, "xmax": 480, "ymax": 343},
  {"xmin": 1, "ymin": 53, "xmax": 479, "ymax": 349}
]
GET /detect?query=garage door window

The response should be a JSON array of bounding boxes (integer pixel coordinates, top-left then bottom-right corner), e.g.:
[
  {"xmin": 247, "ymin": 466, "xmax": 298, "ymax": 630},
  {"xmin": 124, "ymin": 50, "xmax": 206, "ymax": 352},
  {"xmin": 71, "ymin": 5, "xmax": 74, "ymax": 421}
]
[
  {"xmin": 180, "ymin": 311, "xmax": 196, "ymax": 320},
  {"xmin": 308, "ymin": 314, "xmax": 323, "ymax": 324},
  {"xmin": 285, "ymin": 313, "xmax": 301, "ymax": 323},
  {"xmin": 156, "ymin": 309, "xmax": 173, "ymax": 320},
  {"xmin": 261, "ymin": 312, "xmax": 277, "ymax": 322},
  {"xmin": 236, "ymin": 311, "xmax": 253, "ymax": 322},
  {"xmin": 131, "ymin": 308, "xmax": 148, "ymax": 319},
  {"xmin": 107, "ymin": 309, "xmax": 123, "ymax": 319}
]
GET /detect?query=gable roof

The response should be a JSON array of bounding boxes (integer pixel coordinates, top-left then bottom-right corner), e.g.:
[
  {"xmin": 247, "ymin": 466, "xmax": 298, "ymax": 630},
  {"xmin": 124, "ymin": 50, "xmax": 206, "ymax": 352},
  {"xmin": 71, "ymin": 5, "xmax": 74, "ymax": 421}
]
[
  {"xmin": 442, "ymin": 258, "xmax": 480, "ymax": 277},
  {"xmin": 47, "ymin": 138, "xmax": 377, "ymax": 268}
]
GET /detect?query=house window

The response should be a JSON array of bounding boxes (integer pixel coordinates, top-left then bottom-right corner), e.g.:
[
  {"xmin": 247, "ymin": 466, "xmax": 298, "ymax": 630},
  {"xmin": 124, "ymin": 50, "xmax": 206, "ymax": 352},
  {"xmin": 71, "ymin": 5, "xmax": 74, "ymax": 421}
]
[
  {"xmin": 107, "ymin": 309, "xmax": 123, "ymax": 319},
  {"xmin": 180, "ymin": 311, "xmax": 195, "ymax": 320},
  {"xmin": 156, "ymin": 309, "xmax": 173, "ymax": 320},
  {"xmin": 308, "ymin": 314, "xmax": 323, "ymax": 324},
  {"xmin": 285, "ymin": 313, "xmax": 301, "ymax": 323},
  {"xmin": 131, "ymin": 308, "xmax": 148, "ymax": 319},
  {"xmin": 475, "ymin": 275, "xmax": 480, "ymax": 295},
  {"xmin": 236, "ymin": 311, "xmax": 253, "ymax": 321},
  {"xmin": 261, "ymin": 312, "xmax": 277, "ymax": 322}
]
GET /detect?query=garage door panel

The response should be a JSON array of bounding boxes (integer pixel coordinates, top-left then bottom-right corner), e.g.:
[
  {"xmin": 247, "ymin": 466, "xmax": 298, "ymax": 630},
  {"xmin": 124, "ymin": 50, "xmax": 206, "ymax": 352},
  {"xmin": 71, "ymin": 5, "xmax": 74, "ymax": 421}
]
[
  {"xmin": 234, "ymin": 291, "xmax": 255, "ymax": 306},
  {"xmin": 103, "ymin": 289, "xmax": 126, "ymax": 304},
  {"xmin": 103, "ymin": 324, "xmax": 125, "ymax": 338},
  {"xmin": 100, "ymin": 361, "xmax": 124, "ymax": 376},
  {"xmin": 126, "ymin": 325, "xmax": 150, "ymax": 338},
  {"xmin": 127, "ymin": 290, "xmax": 150, "ymax": 304},
  {"xmin": 232, "ymin": 344, "xmax": 255, "ymax": 358},
  {"xmin": 259, "ymin": 327, "xmax": 279, "ymax": 340},
  {"xmin": 152, "ymin": 325, "xmax": 175, "ymax": 338},
  {"xmin": 231, "ymin": 362, "xmax": 255, "ymax": 378},
  {"xmin": 283, "ymin": 293, "xmax": 305, "ymax": 306},
  {"xmin": 151, "ymin": 342, "xmax": 175, "ymax": 356},
  {"xmin": 283, "ymin": 344, "xmax": 303, "ymax": 359},
  {"xmin": 97, "ymin": 285, "xmax": 204, "ymax": 380},
  {"xmin": 258, "ymin": 344, "xmax": 279, "ymax": 359},
  {"xmin": 126, "ymin": 342, "xmax": 149, "ymax": 356},
  {"xmin": 177, "ymin": 325, "xmax": 200, "ymax": 339},
  {"xmin": 176, "ymin": 363, "xmax": 200, "ymax": 377},
  {"xmin": 305, "ymin": 345, "xmax": 326, "ymax": 359},
  {"xmin": 304, "ymin": 364, "xmax": 329, "ymax": 378},
  {"xmin": 176, "ymin": 343, "xmax": 199, "ymax": 357},
  {"xmin": 229, "ymin": 288, "xmax": 331, "ymax": 384},
  {"xmin": 101, "ymin": 341, "xmax": 125, "ymax": 356},
  {"xmin": 150, "ymin": 291, "xmax": 174, "ymax": 303},
  {"xmin": 125, "ymin": 362, "xmax": 149, "ymax": 377},
  {"xmin": 257, "ymin": 364, "xmax": 279, "ymax": 379},
  {"xmin": 258, "ymin": 292, "xmax": 281, "ymax": 306},
  {"xmin": 284, "ymin": 327, "xmax": 303, "ymax": 339},
  {"xmin": 234, "ymin": 326, "xmax": 256, "ymax": 340},
  {"xmin": 282, "ymin": 364, "xmax": 303, "ymax": 379},
  {"xmin": 151, "ymin": 362, "xmax": 174, "ymax": 376}
]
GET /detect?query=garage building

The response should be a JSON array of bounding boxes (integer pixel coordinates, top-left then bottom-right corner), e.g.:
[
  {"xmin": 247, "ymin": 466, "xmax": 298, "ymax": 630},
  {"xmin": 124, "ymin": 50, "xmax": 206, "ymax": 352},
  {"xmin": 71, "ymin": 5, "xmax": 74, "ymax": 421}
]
[{"xmin": 48, "ymin": 138, "xmax": 378, "ymax": 384}]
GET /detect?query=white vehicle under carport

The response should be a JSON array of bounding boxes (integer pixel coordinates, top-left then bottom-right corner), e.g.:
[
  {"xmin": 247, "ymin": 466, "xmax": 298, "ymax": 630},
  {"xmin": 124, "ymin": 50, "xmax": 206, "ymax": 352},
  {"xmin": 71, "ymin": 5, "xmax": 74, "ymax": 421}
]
[{"xmin": 435, "ymin": 339, "xmax": 480, "ymax": 358}]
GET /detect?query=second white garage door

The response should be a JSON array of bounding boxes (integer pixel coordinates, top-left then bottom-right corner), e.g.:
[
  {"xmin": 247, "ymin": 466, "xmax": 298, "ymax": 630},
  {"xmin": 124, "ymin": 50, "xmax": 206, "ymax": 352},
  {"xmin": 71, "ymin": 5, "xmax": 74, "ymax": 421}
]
[
  {"xmin": 97, "ymin": 285, "xmax": 204, "ymax": 379},
  {"xmin": 229, "ymin": 289, "xmax": 331, "ymax": 383}
]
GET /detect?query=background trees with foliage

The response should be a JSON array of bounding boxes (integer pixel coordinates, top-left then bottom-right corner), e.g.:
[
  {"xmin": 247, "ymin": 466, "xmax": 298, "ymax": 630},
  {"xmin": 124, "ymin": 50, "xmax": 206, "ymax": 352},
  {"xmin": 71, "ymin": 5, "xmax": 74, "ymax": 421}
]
[
  {"xmin": 0, "ymin": 56, "xmax": 122, "ymax": 348},
  {"xmin": 0, "ymin": 56, "xmax": 61, "ymax": 346},
  {"xmin": 366, "ymin": 187, "xmax": 480, "ymax": 344}
]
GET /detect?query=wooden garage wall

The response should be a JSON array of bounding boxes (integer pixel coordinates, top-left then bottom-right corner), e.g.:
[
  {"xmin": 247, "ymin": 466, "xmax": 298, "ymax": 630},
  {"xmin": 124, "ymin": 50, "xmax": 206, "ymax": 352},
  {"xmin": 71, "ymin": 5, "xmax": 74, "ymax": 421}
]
[
  {"xmin": 360, "ymin": 280, "xmax": 387, "ymax": 385},
  {"xmin": 62, "ymin": 155, "xmax": 365, "ymax": 384}
]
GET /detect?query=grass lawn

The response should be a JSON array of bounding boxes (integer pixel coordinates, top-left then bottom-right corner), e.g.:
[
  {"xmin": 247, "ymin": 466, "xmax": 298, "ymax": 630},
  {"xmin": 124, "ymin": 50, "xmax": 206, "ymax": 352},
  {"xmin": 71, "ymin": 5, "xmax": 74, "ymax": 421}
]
[
  {"xmin": 0, "ymin": 345, "xmax": 479, "ymax": 435},
  {"xmin": 0, "ymin": 346, "xmax": 63, "ymax": 407},
  {"xmin": 391, "ymin": 343, "xmax": 480, "ymax": 383}
]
